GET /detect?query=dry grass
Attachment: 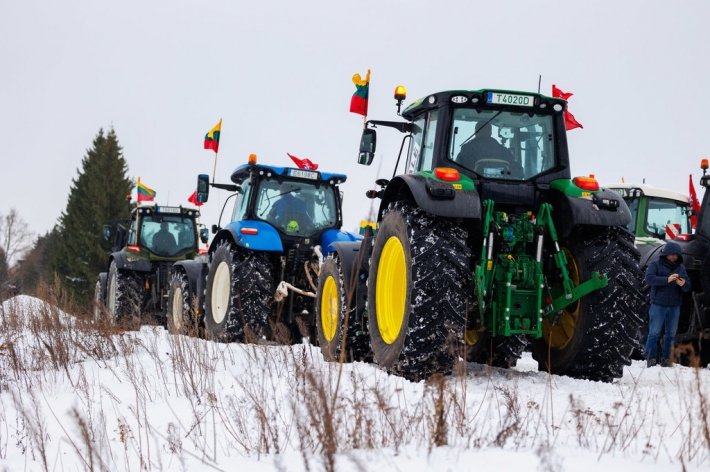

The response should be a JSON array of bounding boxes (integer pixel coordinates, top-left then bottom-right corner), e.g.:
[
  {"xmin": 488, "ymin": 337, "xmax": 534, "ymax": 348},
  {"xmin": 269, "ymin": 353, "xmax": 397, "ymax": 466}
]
[{"xmin": 1, "ymin": 286, "xmax": 709, "ymax": 471}]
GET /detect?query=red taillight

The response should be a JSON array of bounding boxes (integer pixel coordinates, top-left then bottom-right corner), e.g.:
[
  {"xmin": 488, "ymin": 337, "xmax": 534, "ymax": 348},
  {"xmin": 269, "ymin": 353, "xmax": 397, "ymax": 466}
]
[
  {"xmin": 127, "ymin": 245, "xmax": 141, "ymax": 252},
  {"xmin": 573, "ymin": 175, "xmax": 600, "ymax": 191},
  {"xmin": 434, "ymin": 167, "xmax": 460, "ymax": 182},
  {"xmin": 676, "ymin": 234, "xmax": 691, "ymax": 241},
  {"xmin": 198, "ymin": 248, "xmax": 209, "ymax": 255},
  {"xmin": 240, "ymin": 227, "xmax": 258, "ymax": 235}
]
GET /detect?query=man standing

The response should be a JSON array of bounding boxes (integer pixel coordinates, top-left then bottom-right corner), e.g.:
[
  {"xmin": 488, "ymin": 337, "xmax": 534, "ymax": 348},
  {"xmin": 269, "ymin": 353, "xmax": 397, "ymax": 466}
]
[{"xmin": 644, "ymin": 241, "xmax": 692, "ymax": 367}]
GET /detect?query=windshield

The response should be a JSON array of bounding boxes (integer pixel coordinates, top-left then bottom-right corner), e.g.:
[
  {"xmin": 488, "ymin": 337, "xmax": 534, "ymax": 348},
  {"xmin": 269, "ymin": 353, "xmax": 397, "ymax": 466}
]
[
  {"xmin": 645, "ymin": 198, "xmax": 691, "ymax": 237},
  {"xmin": 139, "ymin": 215, "xmax": 196, "ymax": 256},
  {"xmin": 449, "ymin": 108, "xmax": 556, "ymax": 180},
  {"xmin": 255, "ymin": 179, "xmax": 337, "ymax": 236}
]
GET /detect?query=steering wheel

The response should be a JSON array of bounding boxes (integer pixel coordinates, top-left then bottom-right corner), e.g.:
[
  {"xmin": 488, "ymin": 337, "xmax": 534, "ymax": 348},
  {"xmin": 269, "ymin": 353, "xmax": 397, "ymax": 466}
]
[{"xmin": 474, "ymin": 158, "xmax": 510, "ymax": 175}]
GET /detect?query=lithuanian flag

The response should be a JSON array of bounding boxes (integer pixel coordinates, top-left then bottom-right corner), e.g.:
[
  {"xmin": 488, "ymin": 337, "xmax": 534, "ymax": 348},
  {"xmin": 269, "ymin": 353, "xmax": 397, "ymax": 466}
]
[
  {"xmin": 137, "ymin": 177, "xmax": 156, "ymax": 202},
  {"xmin": 349, "ymin": 69, "xmax": 370, "ymax": 116},
  {"xmin": 204, "ymin": 118, "xmax": 222, "ymax": 153}
]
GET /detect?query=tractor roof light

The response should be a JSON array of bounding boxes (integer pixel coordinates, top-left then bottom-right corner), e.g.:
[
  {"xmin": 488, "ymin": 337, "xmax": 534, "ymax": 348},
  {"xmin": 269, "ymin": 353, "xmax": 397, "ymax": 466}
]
[
  {"xmin": 573, "ymin": 175, "xmax": 600, "ymax": 191},
  {"xmin": 394, "ymin": 85, "xmax": 407, "ymax": 114},
  {"xmin": 249, "ymin": 153, "xmax": 257, "ymax": 165},
  {"xmin": 434, "ymin": 167, "xmax": 460, "ymax": 182},
  {"xmin": 701, "ymin": 158, "xmax": 708, "ymax": 171},
  {"xmin": 394, "ymin": 85, "xmax": 406, "ymax": 101}
]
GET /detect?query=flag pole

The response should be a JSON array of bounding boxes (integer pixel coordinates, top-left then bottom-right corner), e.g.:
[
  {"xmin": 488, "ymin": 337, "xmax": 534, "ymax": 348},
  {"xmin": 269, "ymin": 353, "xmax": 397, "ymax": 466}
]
[{"xmin": 211, "ymin": 151, "xmax": 218, "ymax": 184}]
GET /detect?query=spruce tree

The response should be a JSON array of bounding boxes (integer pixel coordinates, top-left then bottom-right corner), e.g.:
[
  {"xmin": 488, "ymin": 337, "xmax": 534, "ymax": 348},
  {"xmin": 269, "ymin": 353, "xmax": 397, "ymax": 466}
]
[{"xmin": 52, "ymin": 128, "xmax": 133, "ymax": 302}]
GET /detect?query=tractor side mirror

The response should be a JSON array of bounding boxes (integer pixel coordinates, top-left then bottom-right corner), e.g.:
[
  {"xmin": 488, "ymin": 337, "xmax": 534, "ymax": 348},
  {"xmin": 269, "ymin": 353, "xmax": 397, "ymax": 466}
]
[
  {"xmin": 199, "ymin": 226, "xmax": 209, "ymax": 244},
  {"xmin": 358, "ymin": 128, "xmax": 377, "ymax": 166},
  {"xmin": 197, "ymin": 174, "xmax": 210, "ymax": 203},
  {"xmin": 103, "ymin": 224, "xmax": 113, "ymax": 241}
]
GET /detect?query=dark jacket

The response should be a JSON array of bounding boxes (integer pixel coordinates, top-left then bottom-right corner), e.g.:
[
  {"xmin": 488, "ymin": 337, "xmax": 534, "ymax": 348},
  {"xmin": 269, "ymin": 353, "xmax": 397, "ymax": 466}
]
[{"xmin": 645, "ymin": 242, "xmax": 691, "ymax": 306}]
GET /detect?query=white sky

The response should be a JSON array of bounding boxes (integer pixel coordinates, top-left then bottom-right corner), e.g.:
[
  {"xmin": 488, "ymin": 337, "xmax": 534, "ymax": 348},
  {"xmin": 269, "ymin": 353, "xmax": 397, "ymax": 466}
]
[{"xmin": 2, "ymin": 0, "xmax": 709, "ymax": 238}]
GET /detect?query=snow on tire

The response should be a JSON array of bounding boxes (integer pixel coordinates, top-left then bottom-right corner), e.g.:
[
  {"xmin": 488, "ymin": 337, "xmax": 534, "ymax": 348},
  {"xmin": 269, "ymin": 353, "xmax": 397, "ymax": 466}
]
[
  {"xmin": 107, "ymin": 261, "xmax": 142, "ymax": 324},
  {"xmin": 532, "ymin": 226, "xmax": 644, "ymax": 382},
  {"xmin": 367, "ymin": 201, "xmax": 471, "ymax": 381},
  {"xmin": 316, "ymin": 255, "xmax": 370, "ymax": 362},
  {"xmin": 205, "ymin": 241, "xmax": 274, "ymax": 343},
  {"xmin": 167, "ymin": 270, "xmax": 195, "ymax": 336}
]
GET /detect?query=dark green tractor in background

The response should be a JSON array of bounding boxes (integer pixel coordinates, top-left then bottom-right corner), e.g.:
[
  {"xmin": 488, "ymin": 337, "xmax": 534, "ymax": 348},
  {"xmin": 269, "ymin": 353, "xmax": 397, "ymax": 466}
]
[
  {"xmin": 316, "ymin": 87, "xmax": 644, "ymax": 382},
  {"xmin": 94, "ymin": 204, "xmax": 207, "ymax": 324}
]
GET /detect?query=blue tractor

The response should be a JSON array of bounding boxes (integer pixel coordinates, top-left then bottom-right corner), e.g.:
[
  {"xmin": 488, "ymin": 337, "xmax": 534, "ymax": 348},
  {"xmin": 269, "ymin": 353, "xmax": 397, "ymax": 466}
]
[{"xmin": 168, "ymin": 154, "xmax": 361, "ymax": 344}]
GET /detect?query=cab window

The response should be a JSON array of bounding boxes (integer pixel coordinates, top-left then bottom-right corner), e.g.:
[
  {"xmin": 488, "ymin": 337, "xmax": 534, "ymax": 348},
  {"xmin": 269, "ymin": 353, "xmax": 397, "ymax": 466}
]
[
  {"xmin": 449, "ymin": 108, "xmax": 556, "ymax": 180},
  {"xmin": 231, "ymin": 179, "xmax": 252, "ymax": 222},
  {"xmin": 406, "ymin": 116, "xmax": 425, "ymax": 173},
  {"xmin": 645, "ymin": 199, "xmax": 691, "ymax": 237}
]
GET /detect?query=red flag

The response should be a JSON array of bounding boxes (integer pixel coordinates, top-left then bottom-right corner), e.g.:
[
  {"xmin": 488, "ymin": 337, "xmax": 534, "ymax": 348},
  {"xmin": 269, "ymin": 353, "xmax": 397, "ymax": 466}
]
[
  {"xmin": 552, "ymin": 84, "xmax": 583, "ymax": 131},
  {"xmin": 689, "ymin": 174, "xmax": 701, "ymax": 229},
  {"xmin": 287, "ymin": 153, "xmax": 319, "ymax": 170},
  {"xmin": 188, "ymin": 191, "xmax": 204, "ymax": 207}
]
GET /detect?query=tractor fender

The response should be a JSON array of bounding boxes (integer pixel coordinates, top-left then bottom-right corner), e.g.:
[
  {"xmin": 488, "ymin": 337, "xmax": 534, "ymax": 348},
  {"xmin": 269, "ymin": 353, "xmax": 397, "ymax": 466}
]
[
  {"xmin": 172, "ymin": 259, "xmax": 209, "ymax": 298},
  {"xmin": 321, "ymin": 229, "xmax": 362, "ymax": 255},
  {"xmin": 211, "ymin": 220, "xmax": 284, "ymax": 253},
  {"xmin": 379, "ymin": 174, "xmax": 481, "ymax": 220},
  {"xmin": 328, "ymin": 241, "xmax": 365, "ymax": 289},
  {"xmin": 109, "ymin": 251, "xmax": 153, "ymax": 272},
  {"xmin": 550, "ymin": 188, "xmax": 631, "ymax": 239}
]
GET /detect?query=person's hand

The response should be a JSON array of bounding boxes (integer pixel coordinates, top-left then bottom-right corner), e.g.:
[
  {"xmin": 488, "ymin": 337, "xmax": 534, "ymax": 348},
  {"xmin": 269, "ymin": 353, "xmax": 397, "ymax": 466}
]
[
  {"xmin": 668, "ymin": 273, "xmax": 679, "ymax": 284},
  {"xmin": 676, "ymin": 277, "xmax": 686, "ymax": 287}
]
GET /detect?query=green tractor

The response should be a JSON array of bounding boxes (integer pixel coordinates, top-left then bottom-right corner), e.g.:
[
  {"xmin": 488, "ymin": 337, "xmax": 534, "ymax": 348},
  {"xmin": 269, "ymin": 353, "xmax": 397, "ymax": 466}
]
[
  {"xmin": 94, "ymin": 204, "xmax": 208, "ymax": 324},
  {"xmin": 316, "ymin": 87, "xmax": 644, "ymax": 382},
  {"xmin": 609, "ymin": 178, "xmax": 710, "ymax": 366}
]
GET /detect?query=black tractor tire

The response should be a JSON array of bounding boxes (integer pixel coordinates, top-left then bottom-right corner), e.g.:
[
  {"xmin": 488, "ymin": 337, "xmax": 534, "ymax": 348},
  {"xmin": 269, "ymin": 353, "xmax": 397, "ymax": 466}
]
[
  {"xmin": 106, "ymin": 261, "xmax": 143, "ymax": 324},
  {"xmin": 467, "ymin": 332, "xmax": 528, "ymax": 368},
  {"xmin": 367, "ymin": 202, "xmax": 471, "ymax": 381},
  {"xmin": 204, "ymin": 242, "xmax": 274, "ymax": 343},
  {"xmin": 316, "ymin": 255, "xmax": 370, "ymax": 362},
  {"xmin": 167, "ymin": 271, "xmax": 198, "ymax": 336},
  {"xmin": 532, "ymin": 226, "xmax": 643, "ymax": 382}
]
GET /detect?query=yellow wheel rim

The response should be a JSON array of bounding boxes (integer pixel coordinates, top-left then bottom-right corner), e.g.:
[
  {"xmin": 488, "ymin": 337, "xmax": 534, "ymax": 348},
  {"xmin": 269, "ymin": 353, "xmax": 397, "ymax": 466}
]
[
  {"xmin": 320, "ymin": 275, "xmax": 339, "ymax": 342},
  {"xmin": 543, "ymin": 248, "xmax": 581, "ymax": 349},
  {"xmin": 376, "ymin": 236, "xmax": 407, "ymax": 344}
]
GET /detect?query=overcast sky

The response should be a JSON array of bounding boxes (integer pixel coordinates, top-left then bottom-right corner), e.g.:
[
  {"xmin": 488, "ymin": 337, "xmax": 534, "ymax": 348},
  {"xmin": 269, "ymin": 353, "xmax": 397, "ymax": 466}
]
[{"xmin": 2, "ymin": 0, "xmax": 709, "ymax": 239}]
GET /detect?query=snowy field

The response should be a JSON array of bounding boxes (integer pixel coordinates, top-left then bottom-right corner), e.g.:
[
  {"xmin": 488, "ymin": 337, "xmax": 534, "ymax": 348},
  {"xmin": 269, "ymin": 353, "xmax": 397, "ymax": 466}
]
[{"xmin": 1, "ymin": 295, "xmax": 708, "ymax": 472}]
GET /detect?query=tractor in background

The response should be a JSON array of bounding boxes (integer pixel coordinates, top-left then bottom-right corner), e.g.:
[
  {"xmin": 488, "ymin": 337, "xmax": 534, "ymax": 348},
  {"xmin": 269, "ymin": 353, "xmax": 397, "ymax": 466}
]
[
  {"xmin": 168, "ymin": 154, "xmax": 361, "ymax": 344},
  {"xmin": 609, "ymin": 172, "xmax": 710, "ymax": 366},
  {"xmin": 94, "ymin": 204, "xmax": 207, "ymax": 324}
]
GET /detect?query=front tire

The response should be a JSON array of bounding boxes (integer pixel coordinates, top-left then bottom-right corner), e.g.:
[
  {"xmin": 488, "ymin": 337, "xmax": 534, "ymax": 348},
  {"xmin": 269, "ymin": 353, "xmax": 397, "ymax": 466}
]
[
  {"xmin": 532, "ymin": 226, "xmax": 643, "ymax": 382},
  {"xmin": 204, "ymin": 242, "xmax": 274, "ymax": 343},
  {"xmin": 316, "ymin": 255, "xmax": 370, "ymax": 362},
  {"xmin": 167, "ymin": 271, "xmax": 196, "ymax": 336},
  {"xmin": 368, "ymin": 202, "xmax": 471, "ymax": 381}
]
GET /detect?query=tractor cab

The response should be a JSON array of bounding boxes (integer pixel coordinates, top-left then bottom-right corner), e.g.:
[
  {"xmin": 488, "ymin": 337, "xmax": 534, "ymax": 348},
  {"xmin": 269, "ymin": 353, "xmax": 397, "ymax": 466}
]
[
  {"xmin": 230, "ymin": 164, "xmax": 343, "ymax": 240},
  {"xmin": 361, "ymin": 89, "xmax": 573, "ymax": 210},
  {"xmin": 126, "ymin": 205, "xmax": 205, "ymax": 259}
]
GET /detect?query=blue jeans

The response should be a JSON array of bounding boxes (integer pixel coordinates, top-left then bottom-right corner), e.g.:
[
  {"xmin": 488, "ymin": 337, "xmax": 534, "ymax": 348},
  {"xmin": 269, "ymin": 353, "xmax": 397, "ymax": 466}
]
[{"xmin": 644, "ymin": 303, "xmax": 681, "ymax": 360}]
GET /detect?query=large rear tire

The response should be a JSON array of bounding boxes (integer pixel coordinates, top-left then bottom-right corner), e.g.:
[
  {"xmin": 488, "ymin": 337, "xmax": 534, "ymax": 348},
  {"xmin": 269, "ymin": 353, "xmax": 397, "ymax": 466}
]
[
  {"xmin": 316, "ymin": 255, "xmax": 370, "ymax": 362},
  {"xmin": 368, "ymin": 202, "xmax": 470, "ymax": 381},
  {"xmin": 205, "ymin": 242, "xmax": 274, "ymax": 343},
  {"xmin": 532, "ymin": 226, "xmax": 643, "ymax": 382},
  {"xmin": 107, "ymin": 261, "xmax": 142, "ymax": 324}
]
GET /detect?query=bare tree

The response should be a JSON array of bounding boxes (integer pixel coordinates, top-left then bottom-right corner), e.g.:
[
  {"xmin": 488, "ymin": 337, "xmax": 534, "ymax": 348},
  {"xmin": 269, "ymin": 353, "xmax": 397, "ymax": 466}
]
[{"xmin": 0, "ymin": 208, "xmax": 35, "ymax": 266}]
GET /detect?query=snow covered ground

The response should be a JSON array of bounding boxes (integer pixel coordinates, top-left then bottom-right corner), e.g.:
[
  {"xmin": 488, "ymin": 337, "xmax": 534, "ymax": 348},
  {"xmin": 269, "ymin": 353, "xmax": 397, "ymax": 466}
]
[{"xmin": 1, "ymin": 295, "xmax": 708, "ymax": 471}]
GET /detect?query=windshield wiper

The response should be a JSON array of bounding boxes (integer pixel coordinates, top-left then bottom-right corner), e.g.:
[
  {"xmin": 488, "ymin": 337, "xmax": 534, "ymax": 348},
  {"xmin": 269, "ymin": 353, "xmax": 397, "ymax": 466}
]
[{"xmin": 458, "ymin": 111, "xmax": 505, "ymax": 148}]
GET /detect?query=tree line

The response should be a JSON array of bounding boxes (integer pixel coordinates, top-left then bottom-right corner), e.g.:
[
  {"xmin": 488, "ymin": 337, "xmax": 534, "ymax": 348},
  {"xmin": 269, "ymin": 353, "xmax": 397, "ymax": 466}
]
[{"xmin": 1, "ymin": 128, "xmax": 133, "ymax": 306}]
